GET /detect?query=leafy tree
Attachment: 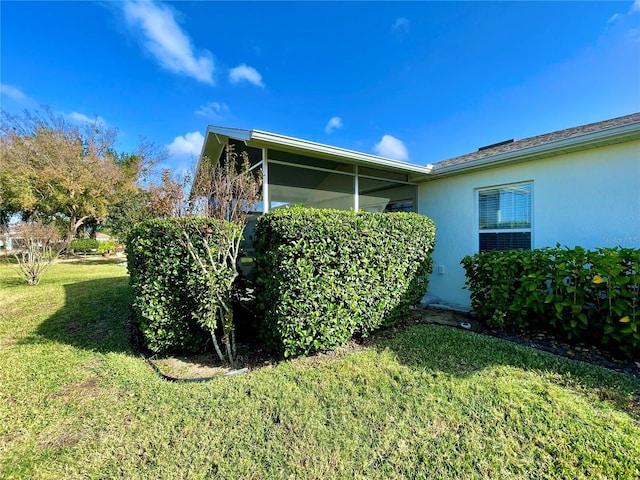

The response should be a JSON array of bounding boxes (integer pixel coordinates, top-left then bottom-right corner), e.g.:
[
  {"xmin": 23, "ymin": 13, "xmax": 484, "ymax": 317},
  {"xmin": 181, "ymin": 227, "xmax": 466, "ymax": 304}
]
[
  {"xmin": 104, "ymin": 167, "xmax": 192, "ymax": 244},
  {"xmin": 105, "ymin": 189, "xmax": 153, "ymax": 243},
  {"xmin": 104, "ymin": 147, "xmax": 165, "ymax": 243},
  {"xmin": 0, "ymin": 107, "xmax": 158, "ymax": 250}
]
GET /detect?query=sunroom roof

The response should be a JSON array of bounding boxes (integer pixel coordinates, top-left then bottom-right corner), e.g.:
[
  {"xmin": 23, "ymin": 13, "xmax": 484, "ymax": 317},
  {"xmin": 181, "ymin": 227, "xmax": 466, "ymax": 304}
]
[{"xmin": 200, "ymin": 126, "xmax": 434, "ymax": 179}]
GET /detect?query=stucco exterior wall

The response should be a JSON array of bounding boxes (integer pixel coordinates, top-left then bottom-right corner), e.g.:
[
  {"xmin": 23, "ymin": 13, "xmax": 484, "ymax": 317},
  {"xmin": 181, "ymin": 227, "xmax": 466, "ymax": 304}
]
[{"xmin": 418, "ymin": 140, "xmax": 640, "ymax": 307}]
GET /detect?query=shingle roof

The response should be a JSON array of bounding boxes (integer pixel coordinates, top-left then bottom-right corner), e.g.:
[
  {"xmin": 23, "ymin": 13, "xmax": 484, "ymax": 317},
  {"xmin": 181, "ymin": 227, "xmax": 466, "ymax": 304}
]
[{"xmin": 433, "ymin": 112, "xmax": 640, "ymax": 169}]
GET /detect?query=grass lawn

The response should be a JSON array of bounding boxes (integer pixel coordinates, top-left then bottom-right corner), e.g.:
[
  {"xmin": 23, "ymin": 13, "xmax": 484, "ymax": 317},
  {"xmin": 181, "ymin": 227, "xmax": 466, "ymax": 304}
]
[{"xmin": 1, "ymin": 259, "xmax": 639, "ymax": 479}]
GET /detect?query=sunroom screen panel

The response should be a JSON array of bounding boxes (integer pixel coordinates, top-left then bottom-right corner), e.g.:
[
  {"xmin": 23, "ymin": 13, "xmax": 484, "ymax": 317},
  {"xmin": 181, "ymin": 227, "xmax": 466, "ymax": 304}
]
[{"xmin": 268, "ymin": 162, "xmax": 354, "ymax": 210}]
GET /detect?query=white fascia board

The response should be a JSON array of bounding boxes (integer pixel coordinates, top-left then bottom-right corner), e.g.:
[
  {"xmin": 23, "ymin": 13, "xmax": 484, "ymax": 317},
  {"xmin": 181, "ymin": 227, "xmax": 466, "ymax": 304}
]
[
  {"xmin": 431, "ymin": 121, "xmax": 640, "ymax": 176},
  {"xmin": 199, "ymin": 126, "xmax": 434, "ymax": 177},
  {"xmin": 205, "ymin": 126, "xmax": 252, "ymax": 141},
  {"xmin": 249, "ymin": 129, "xmax": 434, "ymax": 175}
]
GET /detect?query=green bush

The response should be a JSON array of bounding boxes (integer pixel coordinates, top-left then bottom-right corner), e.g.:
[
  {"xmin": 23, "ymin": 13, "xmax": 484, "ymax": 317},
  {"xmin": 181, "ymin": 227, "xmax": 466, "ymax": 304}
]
[
  {"xmin": 126, "ymin": 218, "xmax": 230, "ymax": 354},
  {"xmin": 97, "ymin": 240, "xmax": 116, "ymax": 254},
  {"xmin": 254, "ymin": 207, "xmax": 436, "ymax": 357},
  {"xmin": 70, "ymin": 238, "xmax": 99, "ymax": 254},
  {"xmin": 462, "ymin": 246, "xmax": 640, "ymax": 358},
  {"xmin": 460, "ymin": 249, "xmax": 550, "ymax": 329}
]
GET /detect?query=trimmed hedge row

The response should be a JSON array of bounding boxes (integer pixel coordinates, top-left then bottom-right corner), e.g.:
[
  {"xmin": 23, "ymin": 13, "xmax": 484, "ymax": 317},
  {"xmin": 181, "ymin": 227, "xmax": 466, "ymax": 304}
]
[
  {"xmin": 71, "ymin": 238, "xmax": 116, "ymax": 254},
  {"xmin": 253, "ymin": 207, "xmax": 436, "ymax": 357},
  {"xmin": 461, "ymin": 246, "xmax": 640, "ymax": 358},
  {"xmin": 126, "ymin": 218, "xmax": 228, "ymax": 353},
  {"xmin": 70, "ymin": 238, "xmax": 100, "ymax": 254}
]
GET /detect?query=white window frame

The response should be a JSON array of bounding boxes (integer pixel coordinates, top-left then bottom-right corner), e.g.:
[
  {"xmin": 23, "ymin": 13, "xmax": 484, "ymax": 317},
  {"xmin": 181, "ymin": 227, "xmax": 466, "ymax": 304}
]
[{"xmin": 475, "ymin": 181, "xmax": 533, "ymax": 252}]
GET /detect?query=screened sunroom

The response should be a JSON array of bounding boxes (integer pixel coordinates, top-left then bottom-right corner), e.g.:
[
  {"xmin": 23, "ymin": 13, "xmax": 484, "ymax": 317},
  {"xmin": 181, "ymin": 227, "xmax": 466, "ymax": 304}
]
[{"xmin": 195, "ymin": 126, "xmax": 433, "ymax": 216}]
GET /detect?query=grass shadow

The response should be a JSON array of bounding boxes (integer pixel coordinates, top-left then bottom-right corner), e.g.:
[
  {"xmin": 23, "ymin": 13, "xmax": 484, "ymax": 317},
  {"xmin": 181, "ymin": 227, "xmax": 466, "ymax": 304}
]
[
  {"xmin": 0, "ymin": 255, "xmax": 19, "ymax": 265},
  {"xmin": 369, "ymin": 323, "xmax": 640, "ymax": 415},
  {"xmin": 1, "ymin": 276, "xmax": 26, "ymax": 287},
  {"xmin": 58, "ymin": 257, "xmax": 127, "ymax": 267},
  {"xmin": 28, "ymin": 276, "xmax": 134, "ymax": 354}
]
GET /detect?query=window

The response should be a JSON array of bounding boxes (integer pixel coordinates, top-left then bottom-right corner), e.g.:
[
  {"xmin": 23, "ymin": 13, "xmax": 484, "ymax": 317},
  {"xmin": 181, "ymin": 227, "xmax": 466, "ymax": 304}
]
[{"xmin": 478, "ymin": 182, "xmax": 532, "ymax": 252}]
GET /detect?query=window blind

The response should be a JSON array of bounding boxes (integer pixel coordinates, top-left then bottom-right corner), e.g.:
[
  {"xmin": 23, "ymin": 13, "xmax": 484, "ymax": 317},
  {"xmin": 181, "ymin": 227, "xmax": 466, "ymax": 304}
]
[{"xmin": 478, "ymin": 183, "xmax": 532, "ymax": 252}]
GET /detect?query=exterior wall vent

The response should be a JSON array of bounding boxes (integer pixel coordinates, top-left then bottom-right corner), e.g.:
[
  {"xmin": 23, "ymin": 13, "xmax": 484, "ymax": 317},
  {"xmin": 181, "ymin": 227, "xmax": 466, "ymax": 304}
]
[{"xmin": 478, "ymin": 139, "xmax": 516, "ymax": 151}]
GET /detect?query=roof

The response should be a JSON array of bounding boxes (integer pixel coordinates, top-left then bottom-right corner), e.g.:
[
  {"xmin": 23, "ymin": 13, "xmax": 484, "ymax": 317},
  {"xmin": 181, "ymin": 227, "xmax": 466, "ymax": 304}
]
[
  {"xmin": 431, "ymin": 112, "xmax": 640, "ymax": 175},
  {"xmin": 199, "ymin": 126, "xmax": 434, "ymax": 179},
  {"xmin": 197, "ymin": 113, "xmax": 640, "ymax": 186}
]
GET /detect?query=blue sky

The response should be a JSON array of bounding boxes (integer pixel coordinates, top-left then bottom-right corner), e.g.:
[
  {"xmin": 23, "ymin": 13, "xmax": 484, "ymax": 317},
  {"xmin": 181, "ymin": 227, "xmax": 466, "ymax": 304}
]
[{"xmin": 2, "ymin": 1, "xmax": 639, "ymax": 174}]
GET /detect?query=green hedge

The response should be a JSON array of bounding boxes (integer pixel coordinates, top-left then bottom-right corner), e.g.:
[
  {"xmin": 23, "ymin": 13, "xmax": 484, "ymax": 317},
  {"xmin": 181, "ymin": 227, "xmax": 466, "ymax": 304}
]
[
  {"xmin": 70, "ymin": 238, "xmax": 99, "ymax": 254},
  {"xmin": 461, "ymin": 246, "xmax": 640, "ymax": 358},
  {"xmin": 97, "ymin": 239, "xmax": 116, "ymax": 254},
  {"xmin": 253, "ymin": 207, "xmax": 436, "ymax": 357},
  {"xmin": 126, "ymin": 218, "xmax": 228, "ymax": 353}
]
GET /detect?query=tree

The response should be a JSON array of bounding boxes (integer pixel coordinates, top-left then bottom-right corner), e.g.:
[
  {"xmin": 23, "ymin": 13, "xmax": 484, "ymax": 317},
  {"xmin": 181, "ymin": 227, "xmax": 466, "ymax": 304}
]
[
  {"xmin": 183, "ymin": 144, "xmax": 262, "ymax": 366},
  {"xmin": 105, "ymin": 165, "xmax": 191, "ymax": 244},
  {"xmin": 191, "ymin": 144, "xmax": 262, "ymax": 222},
  {"xmin": 0, "ymin": 107, "xmax": 158, "ymax": 251},
  {"xmin": 149, "ymin": 168, "xmax": 192, "ymax": 219},
  {"xmin": 104, "ymin": 189, "xmax": 153, "ymax": 243},
  {"xmin": 104, "ymin": 167, "xmax": 191, "ymax": 244},
  {"xmin": 104, "ymin": 147, "xmax": 165, "ymax": 243},
  {"xmin": 13, "ymin": 221, "xmax": 63, "ymax": 286}
]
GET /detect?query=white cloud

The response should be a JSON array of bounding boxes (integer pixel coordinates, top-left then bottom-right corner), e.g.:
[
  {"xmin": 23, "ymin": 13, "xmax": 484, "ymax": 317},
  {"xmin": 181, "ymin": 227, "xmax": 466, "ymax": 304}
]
[
  {"xmin": 66, "ymin": 111, "xmax": 107, "ymax": 125},
  {"xmin": 325, "ymin": 116, "xmax": 343, "ymax": 134},
  {"xmin": 167, "ymin": 131, "xmax": 205, "ymax": 159},
  {"xmin": 392, "ymin": 17, "xmax": 410, "ymax": 35},
  {"xmin": 195, "ymin": 101, "xmax": 229, "ymax": 119},
  {"xmin": 373, "ymin": 135, "xmax": 409, "ymax": 161},
  {"xmin": 0, "ymin": 83, "xmax": 28, "ymax": 102},
  {"xmin": 604, "ymin": 0, "xmax": 640, "ymax": 40},
  {"xmin": 122, "ymin": 1, "xmax": 214, "ymax": 84},
  {"xmin": 229, "ymin": 64, "xmax": 264, "ymax": 87},
  {"xmin": 609, "ymin": 1, "xmax": 640, "ymax": 23},
  {"xmin": 0, "ymin": 84, "xmax": 37, "ymax": 107}
]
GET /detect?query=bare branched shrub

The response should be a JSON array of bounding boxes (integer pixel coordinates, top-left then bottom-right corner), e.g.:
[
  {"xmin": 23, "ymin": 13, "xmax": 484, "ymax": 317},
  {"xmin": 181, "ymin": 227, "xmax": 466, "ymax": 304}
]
[
  {"xmin": 149, "ymin": 169, "xmax": 192, "ymax": 218},
  {"xmin": 14, "ymin": 222, "xmax": 63, "ymax": 286},
  {"xmin": 181, "ymin": 221, "xmax": 242, "ymax": 364},
  {"xmin": 192, "ymin": 144, "xmax": 262, "ymax": 223},
  {"xmin": 183, "ymin": 144, "xmax": 263, "ymax": 366}
]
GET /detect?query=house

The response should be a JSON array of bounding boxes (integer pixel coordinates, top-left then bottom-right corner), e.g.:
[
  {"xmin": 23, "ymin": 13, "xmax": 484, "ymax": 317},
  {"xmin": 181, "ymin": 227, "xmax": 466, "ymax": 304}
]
[
  {"xmin": 95, "ymin": 232, "xmax": 112, "ymax": 242},
  {"xmin": 195, "ymin": 113, "xmax": 640, "ymax": 308},
  {"xmin": 194, "ymin": 126, "xmax": 432, "ymax": 263},
  {"xmin": 0, "ymin": 225, "xmax": 18, "ymax": 251}
]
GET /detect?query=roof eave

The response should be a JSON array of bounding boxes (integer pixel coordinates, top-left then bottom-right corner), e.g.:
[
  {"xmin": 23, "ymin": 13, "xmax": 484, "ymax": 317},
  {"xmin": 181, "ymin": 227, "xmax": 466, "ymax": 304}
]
[
  {"xmin": 249, "ymin": 129, "xmax": 433, "ymax": 175},
  {"xmin": 430, "ymin": 121, "xmax": 640, "ymax": 177},
  {"xmin": 199, "ymin": 126, "xmax": 433, "ymax": 176},
  {"xmin": 195, "ymin": 126, "xmax": 253, "ymax": 170}
]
